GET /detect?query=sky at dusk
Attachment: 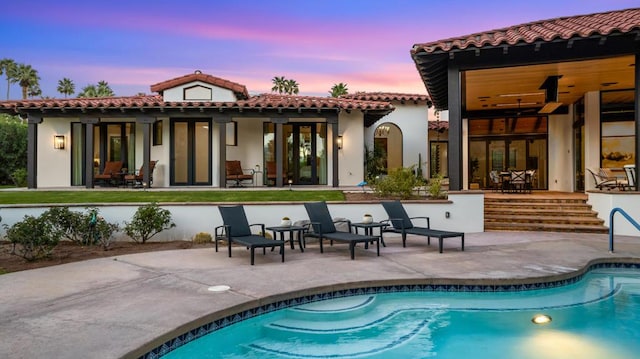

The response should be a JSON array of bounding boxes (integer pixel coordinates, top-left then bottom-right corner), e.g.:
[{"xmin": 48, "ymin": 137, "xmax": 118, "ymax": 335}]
[{"xmin": 1, "ymin": 0, "xmax": 638, "ymax": 100}]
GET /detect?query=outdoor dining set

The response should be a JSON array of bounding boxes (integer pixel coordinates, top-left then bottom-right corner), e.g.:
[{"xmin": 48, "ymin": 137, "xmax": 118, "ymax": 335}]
[{"xmin": 489, "ymin": 169, "xmax": 537, "ymax": 194}]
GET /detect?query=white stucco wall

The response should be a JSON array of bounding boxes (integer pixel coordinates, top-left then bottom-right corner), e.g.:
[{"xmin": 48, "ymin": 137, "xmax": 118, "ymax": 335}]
[
  {"xmin": 339, "ymin": 111, "xmax": 365, "ymax": 186},
  {"xmin": 366, "ymin": 102, "xmax": 429, "ymax": 178},
  {"xmin": 584, "ymin": 91, "xmax": 602, "ymax": 191},
  {"xmin": 161, "ymin": 81, "xmax": 237, "ymax": 102},
  {"xmin": 38, "ymin": 117, "xmax": 72, "ymax": 187},
  {"xmin": 588, "ymin": 192, "xmax": 640, "ymax": 236},
  {"xmin": 547, "ymin": 110, "xmax": 574, "ymax": 192},
  {"xmin": 0, "ymin": 192, "xmax": 484, "ymax": 241}
]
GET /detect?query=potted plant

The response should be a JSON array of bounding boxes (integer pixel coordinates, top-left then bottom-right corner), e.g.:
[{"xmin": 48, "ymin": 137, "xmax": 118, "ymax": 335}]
[
  {"xmin": 362, "ymin": 214, "xmax": 373, "ymax": 223},
  {"xmin": 281, "ymin": 216, "xmax": 292, "ymax": 226}
]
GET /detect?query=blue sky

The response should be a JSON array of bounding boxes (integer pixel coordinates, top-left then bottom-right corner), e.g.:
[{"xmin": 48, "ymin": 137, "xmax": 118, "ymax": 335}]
[{"xmin": 1, "ymin": 0, "xmax": 637, "ymax": 99}]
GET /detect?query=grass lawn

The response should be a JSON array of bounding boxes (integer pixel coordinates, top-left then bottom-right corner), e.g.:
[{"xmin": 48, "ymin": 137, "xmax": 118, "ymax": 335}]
[{"xmin": 0, "ymin": 190, "xmax": 346, "ymax": 205}]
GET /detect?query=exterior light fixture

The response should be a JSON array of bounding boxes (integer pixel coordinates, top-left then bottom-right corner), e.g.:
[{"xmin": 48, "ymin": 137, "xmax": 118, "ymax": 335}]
[
  {"xmin": 531, "ymin": 314, "xmax": 552, "ymax": 324},
  {"xmin": 337, "ymin": 135, "xmax": 343, "ymax": 149},
  {"xmin": 54, "ymin": 135, "xmax": 65, "ymax": 149}
]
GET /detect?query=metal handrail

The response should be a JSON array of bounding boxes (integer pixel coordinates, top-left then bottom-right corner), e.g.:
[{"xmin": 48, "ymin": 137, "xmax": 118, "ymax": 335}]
[{"xmin": 609, "ymin": 207, "xmax": 640, "ymax": 252}]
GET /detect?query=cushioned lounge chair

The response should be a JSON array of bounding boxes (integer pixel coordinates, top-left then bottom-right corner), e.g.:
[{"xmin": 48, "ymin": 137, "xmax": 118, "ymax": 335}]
[
  {"xmin": 381, "ymin": 200, "xmax": 464, "ymax": 253},
  {"xmin": 124, "ymin": 160, "xmax": 157, "ymax": 188},
  {"xmin": 586, "ymin": 168, "xmax": 619, "ymax": 190},
  {"xmin": 94, "ymin": 161, "xmax": 123, "ymax": 186},
  {"xmin": 226, "ymin": 160, "xmax": 254, "ymax": 187},
  {"xmin": 216, "ymin": 205, "xmax": 284, "ymax": 265},
  {"xmin": 303, "ymin": 201, "xmax": 380, "ymax": 260}
]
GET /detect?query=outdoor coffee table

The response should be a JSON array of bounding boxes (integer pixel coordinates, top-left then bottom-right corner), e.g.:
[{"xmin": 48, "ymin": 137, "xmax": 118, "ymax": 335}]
[
  {"xmin": 351, "ymin": 222, "xmax": 388, "ymax": 247},
  {"xmin": 266, "ymin": 225, "xmax": 307, "ymax": 252}
]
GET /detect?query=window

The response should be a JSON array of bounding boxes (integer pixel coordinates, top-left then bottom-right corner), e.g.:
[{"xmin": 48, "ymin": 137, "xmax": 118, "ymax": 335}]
[{"xmin": 153, "ymin": 121, "xmax": 162, "ymax": 146}]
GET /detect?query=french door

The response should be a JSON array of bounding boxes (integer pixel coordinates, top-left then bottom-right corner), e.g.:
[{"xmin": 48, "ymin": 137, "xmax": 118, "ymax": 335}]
[{"xmin": 171, "ymin": 119, "xmax": 211, "ymax": 185}]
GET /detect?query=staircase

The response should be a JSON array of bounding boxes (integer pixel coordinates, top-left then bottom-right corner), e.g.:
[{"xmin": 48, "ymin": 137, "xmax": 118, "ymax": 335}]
[{"xmin": 484, "ymin": 192, "xmax": 608, "ymax": 233}]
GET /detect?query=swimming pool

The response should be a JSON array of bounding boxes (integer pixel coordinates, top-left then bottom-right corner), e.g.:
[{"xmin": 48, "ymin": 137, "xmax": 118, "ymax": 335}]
[{"xmin": 148, "ymin": 265, "xmax": 640, "ymax": 358}]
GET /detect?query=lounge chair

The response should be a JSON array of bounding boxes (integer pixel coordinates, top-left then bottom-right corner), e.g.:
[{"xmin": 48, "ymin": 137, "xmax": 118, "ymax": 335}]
[
  {"xmin": 216, "ymin": 205, "xmax": 284, "ymax": 265},
  {"xmin": 266, "ymin": 161, "xmax": 286, "ymax": 186},
  {"xmin": 94, "ymin": 161, "xmax": 124, "ymax": 186},
  {"xmin": 124, "ymin": 160, "xmax": 157, "ymax": 188},
  {"xmin": 381, "ymin": 200, "xmax": 464, "ymax": 253},
  {"xmin": 623, "ymin": 165, "xmax": 636, "ymax": 191},
  {"xmin": 226, "ymin": 160, "xmax": 254, "ymax": 187},
  {"xmin": 303, "ymin": 201, "xmax": 380, "ymax": 260},
  {"xmin": 586, "ymin": 168, "xmax": 619, "ymax": 190}
]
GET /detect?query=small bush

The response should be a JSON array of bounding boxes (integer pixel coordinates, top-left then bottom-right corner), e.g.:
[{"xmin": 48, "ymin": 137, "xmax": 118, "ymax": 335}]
[
  {"xmin": 4, "ymin": 214, "xmax": 61, "ymax": 261},
  {"xmin": 427, "ymin": 173, "xmax": 448, "ymax": 199},
  {"xmin": 11, "ymin": 168, "xmax": 27, "ymax": 187},
  {"xmin": 41, "ymin": 207, "xmax": 87, "ymax": 244},
  {"xmin": 372, "ymin": 166, "xmax": 421, "ymax": 199},
  {"xmin": 124, "ymin": 203, "xmax": 176, "ymax": 244},
  {"xmin": 193, "ymin": 232, "xmax": 212, "ymax": 244},
  {"xmin": 86, "ymin": 207, "xmax": 120, "ymax": 250}
]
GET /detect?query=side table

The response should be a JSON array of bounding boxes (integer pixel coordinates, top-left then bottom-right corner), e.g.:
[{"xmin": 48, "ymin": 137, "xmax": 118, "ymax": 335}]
[
  {"xmin": 351, "ymin": 222, "xmax": 388, "ymax": 247},
  {"xmin": 266, "ymin": 225, "xmax": 307, "ymax": 252}
]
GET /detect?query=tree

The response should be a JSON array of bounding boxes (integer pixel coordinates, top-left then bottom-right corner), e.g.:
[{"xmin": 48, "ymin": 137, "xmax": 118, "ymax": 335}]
[
  {"xmin": 13, "ymin": 63, "xmax": 40, "ymax": 100},
  {"xmin": 0, "ymin": 114, "xmax": 27, "ymax": 185},
  {"xmin": 0, "ymin": 58, "xmax": 17, "ymax": 100},
  {"xmin": 271, "ymin": 76, "xmax": 299, "ymax": 95},
  {"xmin": 57, "ymin": 77, "xmax": 75, "ymax": 98},
  {"xmin": 271, "ymin": 76, "xmax": 286, "ymax": 94},
  {"xmin": 329, "ymin": 83, "xmax": 349, "ymax": 97},
  {"xmin": 28, "ymin": 83, "xmax": 42, "ymax": 98},
  {"xmin": 283, "ymin": 78, "xmax": 299, "ymax": 95},
  {"xmin": 78, "ymin": 80, "xmax": 114, "ymax": 98}
]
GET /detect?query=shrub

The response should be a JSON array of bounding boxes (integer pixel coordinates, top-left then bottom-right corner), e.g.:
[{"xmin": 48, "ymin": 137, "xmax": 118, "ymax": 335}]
[
  {"xmin": 41, "ymin": 206, "xmax": 87, "ymax": 244},
  {"xmin": 86, "ymin": 207, "xmax": 120, "ymax": 250},
  {"xmin": 193, "ymin": 232, "xmax": 212, "ymax": 244},
  {"xmin": 427, "ymin": 173, "xmax": 448, "ymax": 199},
  {"xmin": 11, "ymin": 168, "xmax": 27, "ymax": 187},
  {"xmin": 4, "ymin": 214, "xmax": 60, "ymax": 261},
  {"xmin": 372, "ymin": 166, "xmax": 421, "ymax": 199},
  {"xmin": 124, "ymin": 203, "xmax": 176, "ymax": 243}
]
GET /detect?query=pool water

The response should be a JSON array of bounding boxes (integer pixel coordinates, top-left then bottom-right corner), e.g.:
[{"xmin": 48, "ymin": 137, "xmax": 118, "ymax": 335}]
[{"xmin": 162, "ymin": 268, "xmax": 640, "ymax": 358}]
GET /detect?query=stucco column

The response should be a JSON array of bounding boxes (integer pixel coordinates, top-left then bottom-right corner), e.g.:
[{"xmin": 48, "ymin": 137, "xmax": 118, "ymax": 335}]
[
  {"xmin": 80, "ymin": 116, "xmax": 99, "ymax": 188},
  {"xmin": 447, "ymin": 65, "xmax": 463, "ymax": 191},
  {"xmin": 272, "ymin": 118, "xmax": 286, "ymax": 187},
  {"xmin": 214, "ymin": 115, "xmax": 230, "ymax": 187},
  {"xmin": 137, "ymin": 116, "xmax": 155, "ymax": 188},
  {"xmin": 26, "ymin": 114, "xmax": 42, "ymax": 189},
  {"xmin": 327, "ymin": 113, "xmax": 339, "ymax": 187}
]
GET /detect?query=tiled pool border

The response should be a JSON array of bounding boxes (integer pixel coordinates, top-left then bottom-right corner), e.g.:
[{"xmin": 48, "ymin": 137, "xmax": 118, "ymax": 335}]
[{"xmin": 139, "ymin": 261, "xmax": 640, "ymax": 359}]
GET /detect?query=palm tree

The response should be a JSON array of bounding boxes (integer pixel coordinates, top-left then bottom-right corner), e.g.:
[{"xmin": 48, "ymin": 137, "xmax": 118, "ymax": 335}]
[
  {"xmin": 271, "ymin": 76, "xmax": 286, "ymax": 94},
  {"xmin": 57, "ymin": 77, "xmax": 75, "ymax": 98},
  {"xmin": 78, "ymin": 81, "xmax": 115, "ymax": 98},
  {"xmin": 96, "ymin": 80, "xmax": 115, "ymax": 97},
  {"xmin": 28, "ymin": 83, "xmax": 42, "ymax": 98},
  {"xmin": 0, "ymin": 58, "xmax": 17, "ymax": 100},
  {"xmin": 78, "ymin": 84, "xmax": 98, "ymax": 98},
  {"xmin": 13, "ymin": 63, "xmax": 40, "ymax": 100},
  {"xmin": 283, "ymin": 79, "xmax": 299, "ymax": 95},
  {"xmin": 329, "ymin": 83, "xmax": 348, "ymax": 97}
]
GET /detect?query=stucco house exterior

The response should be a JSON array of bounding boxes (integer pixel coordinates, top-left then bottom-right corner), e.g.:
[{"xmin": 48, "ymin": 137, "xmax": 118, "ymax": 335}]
[{"xmin": 0, "ymin": 71, "xmax": 410, "ymax": 189}]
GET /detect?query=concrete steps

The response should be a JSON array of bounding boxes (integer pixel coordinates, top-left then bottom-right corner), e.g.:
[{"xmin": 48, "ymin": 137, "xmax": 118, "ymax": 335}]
[{"xmin": 484, "ymin": 192, "xmax": 608, "ymax": 233}]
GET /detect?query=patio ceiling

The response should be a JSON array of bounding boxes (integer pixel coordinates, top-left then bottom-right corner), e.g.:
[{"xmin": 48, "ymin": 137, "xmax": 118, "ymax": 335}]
[{"xmin": 465, "ymin": 55, "xmax": 636, "ymax": 113}]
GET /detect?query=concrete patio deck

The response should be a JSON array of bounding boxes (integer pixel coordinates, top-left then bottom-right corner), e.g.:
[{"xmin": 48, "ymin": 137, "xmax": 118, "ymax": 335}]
[{"xmin": 1, "ymin": 231, "xmax": 640, "ymax": 358}]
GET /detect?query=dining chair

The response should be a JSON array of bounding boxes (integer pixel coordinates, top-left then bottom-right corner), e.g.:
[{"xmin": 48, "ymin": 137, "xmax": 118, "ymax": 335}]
[{"xmin": 510, "ymin": 170, "xmax": 526, "ymax": 193}]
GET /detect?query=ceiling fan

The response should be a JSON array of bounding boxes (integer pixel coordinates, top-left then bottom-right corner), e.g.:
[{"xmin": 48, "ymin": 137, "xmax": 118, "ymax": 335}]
[{"xmin": 538, "ymin": 75, "xmax": 563, "ymax": 114}]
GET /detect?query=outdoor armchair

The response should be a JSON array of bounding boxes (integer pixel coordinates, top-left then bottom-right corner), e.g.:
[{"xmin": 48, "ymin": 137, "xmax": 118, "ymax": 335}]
[
  {"xmin": 216, "ymin": 205, "xmax": 284, "ymax": 265},
  {"xmin": 586, "ymin": 168, "xmax": 619, "ymax": 190},
  {"xmin": 124, "ymin": 160, "xmax": 157, "ymax": 188},
  {"xmin": 94, "ymin": 161, "xmax": 124, "ymax": 186},
  {"xmin": 303, "ymin": 201, "xmax": 380, "ymax": 260},
  {"xmin": 226, "ymin": 160, "xmax": 254, "ymax": 187},
  {"xmin": 381, "ymin": 200, "xmax": 464, "ymax": 253}
]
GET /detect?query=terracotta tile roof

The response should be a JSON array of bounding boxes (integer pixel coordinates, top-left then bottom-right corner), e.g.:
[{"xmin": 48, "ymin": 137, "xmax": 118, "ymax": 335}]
[
  {"xmin": 428, "ymin": 120, "xmax": 449, "ymax": 131},
  {"xmin": 340, "ymin": 92, "xmax": 431, "ymax": 105},
  {"xmin": 149, "ymin": 71, "xmax": 249, "ymax": 99},
  {"xmin": 412, "ymin": 8, "xmax": 640, "ymax": 54},
  {"xmin": 0, "ymin": 94, "xmax": 394, "ymax": 115}
]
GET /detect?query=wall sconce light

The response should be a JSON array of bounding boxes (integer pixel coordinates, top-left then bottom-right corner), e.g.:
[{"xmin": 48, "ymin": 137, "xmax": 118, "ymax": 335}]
[
  {"xmin": 54, "ymin": 135, "xmax": 65, "ymax": 149},
  {"xmin": 337, "ymin": 135, "xmax": 343, "ymax": 150}
]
